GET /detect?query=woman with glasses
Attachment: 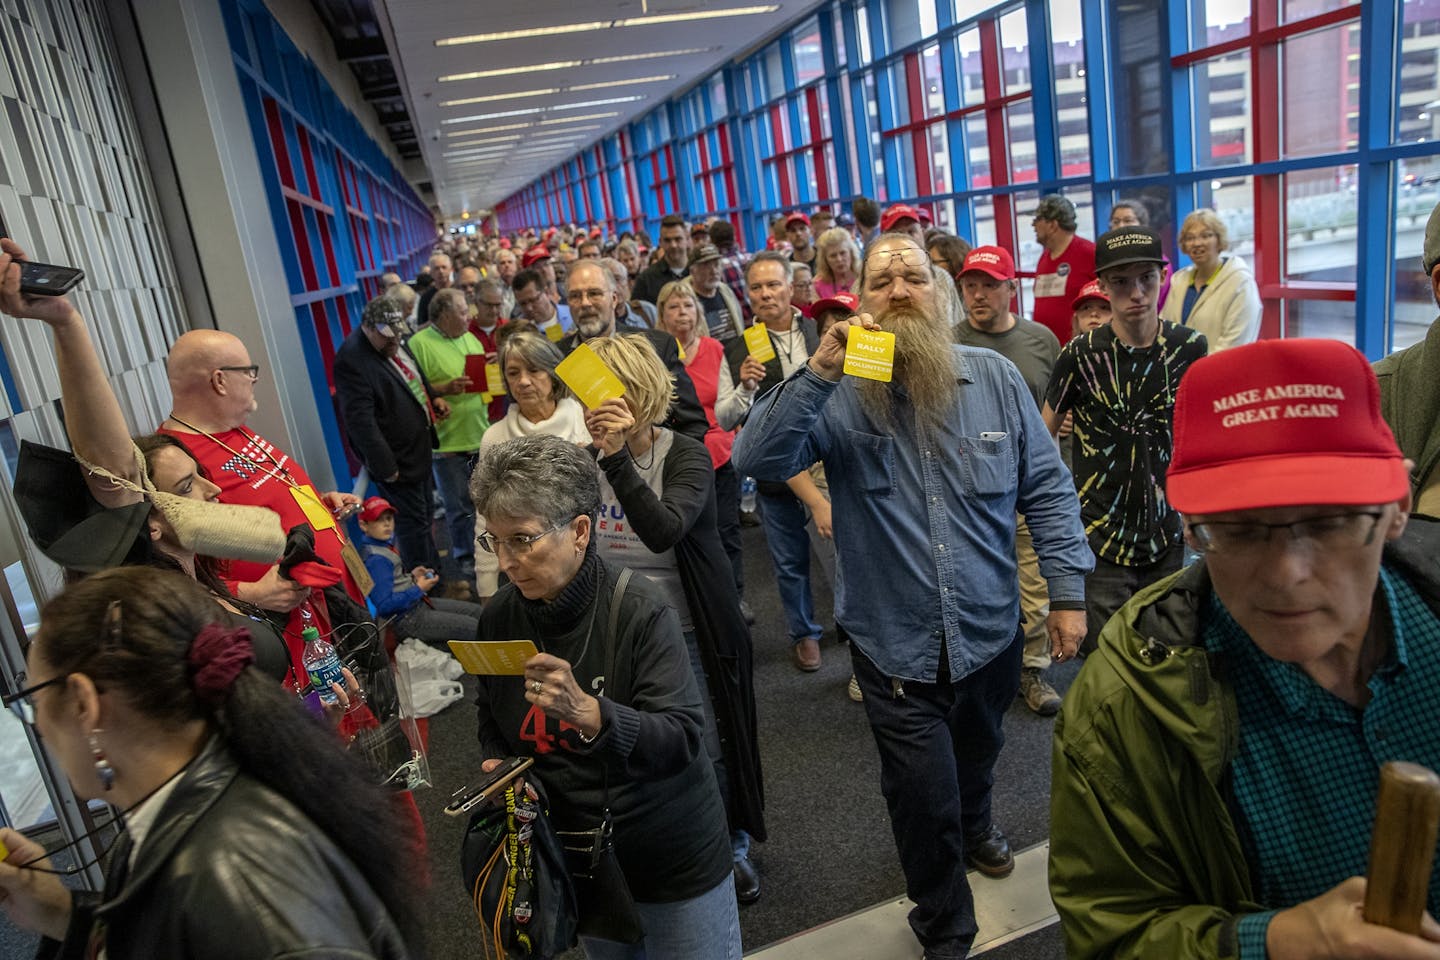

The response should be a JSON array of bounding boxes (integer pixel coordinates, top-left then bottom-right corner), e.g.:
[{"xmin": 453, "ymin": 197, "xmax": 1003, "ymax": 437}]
[
  {"xmin": 1159, "ymin": 208, "xmax": 1261, "ymax": 353},
  {"xmin": 469, "ymin": 434, "xmax": 742, "ymax": 960},
  {"xmin": 0, "ymin": 567, "xmax": 421, "ymax": 958},
  {"xmin": 472, "ymin": 329, "xmax": 590, "ymax": 601}
]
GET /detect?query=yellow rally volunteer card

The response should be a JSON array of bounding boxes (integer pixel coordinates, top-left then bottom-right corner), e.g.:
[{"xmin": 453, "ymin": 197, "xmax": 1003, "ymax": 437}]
[
  {"xmin": 555, "ymin": 342, "xmax": 626, "ymax": 409},
  {"xmin": 844, "ymin": 327, "xmax": 896, "ymax": 382},
  {"xmin": 448, "ymin": 640, "xmax": 540, "ymax": 676},
  {"xmin": 544, "ymin": 323, "xmax": 565, "ymax": 342},
  {"xmin": 291, "ymin": 484, "xmax": 335, "ymax": 531},
  {"xmin": 743, "ymin": 323, "xmax": 776, "ymax": 363},
  {"xmin": 486, "ymin": 361, "xmax": 506, "ymax": 396}
]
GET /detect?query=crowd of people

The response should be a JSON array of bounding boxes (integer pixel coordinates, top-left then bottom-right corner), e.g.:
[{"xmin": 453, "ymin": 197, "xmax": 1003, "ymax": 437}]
[{"xmin": 0, "ymin": 183, "xmax": 1435, "ymax": 960}]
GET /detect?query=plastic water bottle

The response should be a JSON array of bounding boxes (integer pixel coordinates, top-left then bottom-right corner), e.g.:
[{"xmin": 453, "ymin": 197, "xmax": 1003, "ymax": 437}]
[
  {"xmin": 740, "ymin": 476, "xmax": 758, "ymax": 513},
  {"xmin": 302, "ymin": 625, "xmax": 344, "ymax": 707}
]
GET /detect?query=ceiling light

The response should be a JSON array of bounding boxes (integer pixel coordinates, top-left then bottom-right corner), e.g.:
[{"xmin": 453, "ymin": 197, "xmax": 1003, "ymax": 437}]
[
  {"xmin": 442, "ymin": 98, "xmax": 642, "ymax": 125},
  {"xmin": 440, "ymin": 87, "xmax": 560, "ymax": 108},
  {"xmin": 444, "ymin": 122, "xmax": 533, "ymax": 138},
  {"xmin": 447, "ymin": 135, "xmax": 524, "ymax": 148},
  {"xmin": 438, "ymin": 49, "xmax": 710, "ymax": 83},
  {"xmin": 435, "ymin": 7, "xmax": 781, "ymax": 46},
  {"xmin": 538, "ymin": 112, "xmax": 619, "ymax": 126},
  {"xmin": 568, "ymin": 75, "xmax": 673, "ymax": 93}
]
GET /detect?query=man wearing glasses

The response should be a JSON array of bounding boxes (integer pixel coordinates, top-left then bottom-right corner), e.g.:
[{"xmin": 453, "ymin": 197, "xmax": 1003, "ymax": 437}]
[
  {"xmin": 1050, "ymin": 337, "xmax": 1440, "ymax": 959},
  {"xmin": 734, "ymin": 235, "xmax": 1090, "ymax": 959},
  {"xmin": 1042, "ymin": 227, "xmax": 1209, "ymax": 655}
]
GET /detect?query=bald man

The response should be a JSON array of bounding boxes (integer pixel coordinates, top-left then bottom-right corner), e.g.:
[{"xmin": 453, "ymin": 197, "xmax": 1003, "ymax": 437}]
[{"xmin": 159, "ymin": 330, "xmax": 366, "ymax": 661}]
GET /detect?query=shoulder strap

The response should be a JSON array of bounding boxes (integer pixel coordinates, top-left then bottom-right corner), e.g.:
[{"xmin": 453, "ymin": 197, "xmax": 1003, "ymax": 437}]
[{"xmin": 604, "ymin": 568, "xmax": 634, "ymax": 687}]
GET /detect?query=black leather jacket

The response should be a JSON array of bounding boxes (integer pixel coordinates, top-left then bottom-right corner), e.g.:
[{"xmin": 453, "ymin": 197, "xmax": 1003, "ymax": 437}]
[{"xmin": 40, "ymin": 739, "xmax": 413, "ymax": 959}]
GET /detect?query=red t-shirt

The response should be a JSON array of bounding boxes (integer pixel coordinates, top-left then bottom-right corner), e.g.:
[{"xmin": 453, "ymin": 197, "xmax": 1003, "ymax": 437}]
[
  {"xmin": 1032, "ymin": 235, "xmax": 1096, "ymax": 345},
  {"xmin": 681, "ymin": 337, "xmax": 735, "ymax": 469},
  {"xmin": 158, "ymin": 424, "xmax": 361, "ymax": 677}
]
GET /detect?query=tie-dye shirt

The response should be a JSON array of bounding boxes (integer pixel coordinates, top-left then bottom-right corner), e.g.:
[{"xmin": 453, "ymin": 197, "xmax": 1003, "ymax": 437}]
[{"xmin": 1045, "ymin": 321, "xmax": 1208, "ymax": 565}]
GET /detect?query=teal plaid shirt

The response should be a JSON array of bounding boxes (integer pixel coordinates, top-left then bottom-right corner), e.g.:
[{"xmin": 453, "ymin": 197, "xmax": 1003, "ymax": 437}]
[{"xmin": 1203, "ymin": 566, "xmax": 1440, "ymax": 957}]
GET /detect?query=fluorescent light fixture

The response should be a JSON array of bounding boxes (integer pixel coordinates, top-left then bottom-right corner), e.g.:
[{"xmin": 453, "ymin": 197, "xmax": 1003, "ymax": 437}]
[
  {"xmin": 446, "ymin": 135, "xmax": 524, "ymax": 148},
  {"xmin": 435, "ymin": 7, "xmax": 781, "ymax": 46},
  {"xmin": 442, "ymin": 98, "xmax": 641, "ymax": 125},
  {"xmin": 439, "ymin": 49, "xmax": 711, "ymax": 83},
  {"xmin": 440, "ymin": 87, "xmax": 559, "ymax": 108},
  {"xmin": 538, "ymin": 112, "xmax": 619, "ymax": 126}
]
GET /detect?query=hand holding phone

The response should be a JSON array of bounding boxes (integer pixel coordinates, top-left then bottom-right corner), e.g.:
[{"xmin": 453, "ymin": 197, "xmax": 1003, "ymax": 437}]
[
  {"xmin": 444, "ymin": 756, "xmax": 534, "ymax": 816},
  {"xmin": 0, "ymin": 222, "xmax": 83, "ymax": 299},
  {"xmin": 0, "ymin": 238, "xmax": 83, "ymax": 330}
]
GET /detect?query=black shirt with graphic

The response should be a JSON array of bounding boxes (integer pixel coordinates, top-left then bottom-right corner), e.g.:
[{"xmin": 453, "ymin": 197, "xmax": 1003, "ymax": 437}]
[
  {"xmin": 698, "ymin": 289, "xmax": 738, "ymax": 342},
  {"xmin": 1045, "ymin": 321, "xmax": 1208, "ymax": 566}
]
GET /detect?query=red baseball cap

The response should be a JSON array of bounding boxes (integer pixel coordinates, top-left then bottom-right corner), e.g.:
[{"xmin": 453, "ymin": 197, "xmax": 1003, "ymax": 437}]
[
  {"xmin": 589, "ymin": 227, "xmax": 603, "ymax": 238},
  {"xmin": 810, "ymin": 291, "xmax": 860, "ymax": 317},
  {"xmin": 499, "ymin": 237, "xmax": 512, "ymax": 249},
  {"xmin": 880, "ymin": 204, "xmax": 923, "ymax": 232},
  {"xmin": 785, "ymin": 211, "xmax": 811, "ymax": 228},
  {"xmin": 959, "ymin": 246, "xmax": 1015, "ymax": 281},
  {"xmin": 1071, "ymin": 279, "xmax": 1109, "ymax": 310},
  {"xmin": 1166, "ymin": 339, "xmax": 1409, "ymax": 515},
  {"xmin": 359, "ymin": 496, "xmax": 396, "ymax": 523},
  {"xmin": 522, "ymin": 244, "xmax": 551, "ymax": 268}
]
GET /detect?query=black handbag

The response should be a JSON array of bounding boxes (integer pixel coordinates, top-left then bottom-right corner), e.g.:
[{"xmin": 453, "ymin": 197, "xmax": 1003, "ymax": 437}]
[
  {"xmin": 556, "ymin": 567, "xmax": 644, "ymax": 945},
  {"xmin": 461, "ymin": 776, "xmax": 578, "ymax": 959}
]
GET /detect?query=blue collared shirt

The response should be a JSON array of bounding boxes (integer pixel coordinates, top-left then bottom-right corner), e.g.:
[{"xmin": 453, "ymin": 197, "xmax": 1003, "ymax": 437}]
[{"xmin": 732, "ymin": 346, "xmax": 1092, "ymax": 682}]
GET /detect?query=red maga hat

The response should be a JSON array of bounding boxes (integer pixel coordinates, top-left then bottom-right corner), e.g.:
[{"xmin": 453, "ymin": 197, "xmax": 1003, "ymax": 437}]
[
  {"xmin": 784, "ymin": 211, "xmax": 811, "ymax": 228},
  {"xmin": 359, "ymin": 496, "xmax": 396, "ymax": 523},
  {"xmin": 959, "ymin": 246, "xmax": 1015, "ymax": 281},
  {"xmin": 522, "ymin": 244, "xmax": 551, "ymax": 267},
  {"xmin": 880, "ymin": 204, "xmax": 923, "ymax": 231},
  {"xmin": 1071, "ymin": 279, "xmax": 1109, "ymax": 309},
  {"xmin": 1166, "ymin": 339, "xmax": 1408, "ymax": 515},
  {"xmin": 810, "ymin": 291, "xmax": 860, "ymax": 317}
]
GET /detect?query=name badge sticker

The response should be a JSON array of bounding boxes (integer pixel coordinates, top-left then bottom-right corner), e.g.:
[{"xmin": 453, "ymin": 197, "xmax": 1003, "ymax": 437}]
[
  {"xmin": 843, "ymin": 327, "xmax": 895, "ymax": 382},
  {"xmin": 743, "ymin": 323, "xmax": 777, "ymax": 363}
]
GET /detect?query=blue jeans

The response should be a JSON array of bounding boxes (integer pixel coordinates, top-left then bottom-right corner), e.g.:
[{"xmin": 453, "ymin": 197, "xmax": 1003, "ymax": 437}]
[
  {"xmin": 851, "ymin": 628, "xmax": 1024, "ymax": 960},
  {"xmin": 433, "ymin": 452, "xmax": 477, "ymax": 566},
  {"xmin": 757, "ymin": 489, "xmax": 822, "ymax": 644},
  {"xmin": 580, "ymin": 873, "xmax": 742, "ymax": 960}
]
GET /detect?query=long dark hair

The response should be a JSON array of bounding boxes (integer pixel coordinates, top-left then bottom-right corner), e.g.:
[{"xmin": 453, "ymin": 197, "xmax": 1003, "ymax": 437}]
[
  {"xmin": 132, "ymin": 433, "xmax": 230, "ymax": 595},
  {"xmin": 35, "ymin": 567, "xmax": 425, "ymax": 953}
]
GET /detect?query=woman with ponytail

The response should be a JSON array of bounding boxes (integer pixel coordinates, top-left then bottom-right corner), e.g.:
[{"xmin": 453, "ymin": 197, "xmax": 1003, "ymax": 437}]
[{"xmin": 0, "ymin": 567, "xmax": 422, "ymax": 959}]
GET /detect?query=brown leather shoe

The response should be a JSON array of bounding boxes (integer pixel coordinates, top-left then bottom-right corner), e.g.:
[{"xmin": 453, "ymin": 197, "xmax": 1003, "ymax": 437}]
[{"xmin": 791, "ymin": 637, "xmax": 822, "ymax": 672}]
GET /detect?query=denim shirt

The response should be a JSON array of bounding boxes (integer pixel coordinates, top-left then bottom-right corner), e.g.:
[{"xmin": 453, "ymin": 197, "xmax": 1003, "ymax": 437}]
[{"xmin": 732, "ymin": 345, "xmax": 1092, "ymax": 682}]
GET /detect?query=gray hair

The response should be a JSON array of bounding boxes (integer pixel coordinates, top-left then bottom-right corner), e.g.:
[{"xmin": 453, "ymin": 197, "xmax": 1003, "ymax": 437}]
[
  {"xmin": 470, "ymin": 434, "xmax": 599, "ymax": 526},
  {"xmin": 599, "ymin": 256, "xmax": 629, "ymax": 288},
  {"xmin": 746, "ymin": 250, "xmax": 793, "ymax": 283},
  {"xmin": 476, "ymin": 277, "xmax": 506, "ymax": 299},
  {"xmin": 496, "ymin": 330, "xmax": 572, "ymax": 401},
  {"xmin": 429, "ymin": 287, "xmax": 467, "ymax": 324}
]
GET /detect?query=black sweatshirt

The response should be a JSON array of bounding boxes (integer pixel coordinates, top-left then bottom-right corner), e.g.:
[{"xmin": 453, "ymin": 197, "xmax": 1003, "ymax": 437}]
[{"xmin": 473, "ymin": 549, "xmax": 731, "ymax": 903}]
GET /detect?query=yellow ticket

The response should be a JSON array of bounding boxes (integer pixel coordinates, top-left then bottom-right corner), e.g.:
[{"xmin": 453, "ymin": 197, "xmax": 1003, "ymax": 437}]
[
  {"xmin": 447, "ymin": 640, "xmax": 540, "ymax": 676},
  {"xmin": 485, "ymin": 361, "xmax": 505, "ymax": 396},
  {"xmin": 545, "ymin": 323, "xmax": 565, "ymax": 342},
  {"xmin": 843, "ymin": 327, "xmax": 896, "ymax": 382},
  {"xmin": 291, "ymin": 483, "xmax": 335, "ymax": 531},
  {"xmin": 555, "ymin": 342, "xmax": 627, "ymax": 409},
  {"xmin": 743, "ymin": 323, "xmax": 776, "ymax": 363}
]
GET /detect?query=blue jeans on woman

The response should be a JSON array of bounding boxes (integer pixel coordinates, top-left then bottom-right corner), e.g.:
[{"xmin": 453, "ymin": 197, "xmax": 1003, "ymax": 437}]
[{"xmin": 580, "ymin": 873, "xmax": 742, "ymax": 960}]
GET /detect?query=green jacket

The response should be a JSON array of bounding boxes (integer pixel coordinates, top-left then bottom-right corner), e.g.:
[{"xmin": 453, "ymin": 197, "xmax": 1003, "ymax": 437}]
[
  {"xmin": 1375, "ymin": 316, "xmax": 1440, "ymax": 508},
  {"xmin": 1049, "ymin": 519, "xmax": 1440, "ymax": 959}
]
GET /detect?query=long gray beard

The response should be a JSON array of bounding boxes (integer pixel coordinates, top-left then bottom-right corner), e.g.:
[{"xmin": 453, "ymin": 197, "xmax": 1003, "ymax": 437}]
[{"xmin": 856, "ymin": 307, "xmax": 957, "ymax": 433}]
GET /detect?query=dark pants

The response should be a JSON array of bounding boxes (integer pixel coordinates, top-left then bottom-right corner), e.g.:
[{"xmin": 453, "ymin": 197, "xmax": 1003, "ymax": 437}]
[
  {"xmin": 373, "ymin": 473, "xmax": 437, "ymax": 572},
  {"xmin": 713, "ymin": 461, "xmax": 744, "ymax": 597},
  {"xmin": 851, "ymin": 629, "xmax": 1024, "ymax": 959},
  {"xmin": 1082, "ymin": 541, "xmax": 1184, "ymax": 655}
]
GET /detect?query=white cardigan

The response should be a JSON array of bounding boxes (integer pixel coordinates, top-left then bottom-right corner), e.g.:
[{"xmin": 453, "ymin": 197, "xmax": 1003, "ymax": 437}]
[
  {"xmin": 472, "ymin": 398, "xmax": 591, "ymax": 597},
  {"xmin": 1158, "ymin": 253, "xmax": 1262, "ymax": 353}
]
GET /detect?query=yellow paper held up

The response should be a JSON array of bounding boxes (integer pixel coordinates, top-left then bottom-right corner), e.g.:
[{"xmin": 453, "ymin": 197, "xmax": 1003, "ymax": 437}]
[
  {"xmin": 447, "ymin": 640, "xmax": 540, "ymax": 676},
  {"xmin": 843, "ymin": 326, "xmax": 896, "ymax": 382},
  {"xmin": 555, "ymin": 342, "xmax": 627, "ymax": 409},
  {"xmin": 743, "ymin": 323, "xmax": 776, "ymax": 363}
]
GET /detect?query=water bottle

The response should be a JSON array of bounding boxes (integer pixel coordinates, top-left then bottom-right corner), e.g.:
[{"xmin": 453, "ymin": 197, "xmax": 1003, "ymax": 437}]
[
  {"xmin": 740, "ymin": 476, "xmax": 758, "ymax": 513},
  {"xmin": 302, "ymin": 625, "xmax": 344, "ymax": 707}
]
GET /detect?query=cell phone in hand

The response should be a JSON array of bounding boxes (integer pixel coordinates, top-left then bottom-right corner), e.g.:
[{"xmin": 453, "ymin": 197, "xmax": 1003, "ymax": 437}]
[
  {"xmin": 444, "ymin": 756, "xmax": 534, "ymax": 816},
  {"xmin": 0, "ymin": 217, "xmax": 85, "ymax": 296}
]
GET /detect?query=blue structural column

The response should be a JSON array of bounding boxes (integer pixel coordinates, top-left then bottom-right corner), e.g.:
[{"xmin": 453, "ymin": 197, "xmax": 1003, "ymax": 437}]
[{"xmin": 1354, "ymin": 0, "xmax": 1397, "ymax": 358}]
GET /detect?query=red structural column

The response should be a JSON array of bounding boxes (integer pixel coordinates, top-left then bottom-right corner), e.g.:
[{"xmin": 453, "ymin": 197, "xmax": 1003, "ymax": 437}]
[
  {"xmin": 978, "ymin": 17, "xmax": 1016, "ymax": 257},
  {"xmin": 806, "ymin": 87, "xmax": 832, "ymax": 201},
  {"xmin": 905, "ymin": 52, "xmax": 933, "ymax": 197},
  {"xmin": 1251, "ymin": 0, "xmax": 1283, "ymax": 338}
]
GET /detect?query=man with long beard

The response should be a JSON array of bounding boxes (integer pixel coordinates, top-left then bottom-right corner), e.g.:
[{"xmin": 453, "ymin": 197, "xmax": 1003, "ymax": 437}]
[{"xmin": 733, "ymin": 235, "xmax": 1091, "ymax": 960}]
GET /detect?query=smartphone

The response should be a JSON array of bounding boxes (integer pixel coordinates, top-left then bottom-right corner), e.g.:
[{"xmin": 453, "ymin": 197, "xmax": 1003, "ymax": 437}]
[
  {"xmin": 0, "ymin": 218, "xmax": 85, "ymax": 296},
  {"xmin": 444, "ymin": 756, "xmax": 534, "ymax": 817}
]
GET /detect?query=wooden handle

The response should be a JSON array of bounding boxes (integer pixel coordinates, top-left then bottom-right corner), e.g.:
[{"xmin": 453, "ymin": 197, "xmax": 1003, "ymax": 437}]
[{"xmin": 1364, "ymin": 761, "xmax": 1440, "ymax": 934}]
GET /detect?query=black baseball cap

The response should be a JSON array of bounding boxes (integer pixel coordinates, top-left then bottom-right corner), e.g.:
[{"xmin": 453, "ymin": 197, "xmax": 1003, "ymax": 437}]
[{"xmin": 1094, "ymin": 227, "xmax": 1165, "ymax": 275}]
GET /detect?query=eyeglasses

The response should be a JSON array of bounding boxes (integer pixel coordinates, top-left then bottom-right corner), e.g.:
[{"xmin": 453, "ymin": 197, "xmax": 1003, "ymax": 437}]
[
  {"xmin": 477, "ymin": 520, "xmax": 571, "ymax": 556},
  {"xmin": 3, "ymin": 674, "xmax": 69, "ymax": 726},
  {"xmin": 865, "ymin": 247, "xmax": 929, "ymax": 272},
  {"xmin": 217, "ymin": 364, "xmax": 260, "ymax": 381},
  {"xmin": 1188, "ymin": 511, "xmax": 1384, "ymax": 555}
]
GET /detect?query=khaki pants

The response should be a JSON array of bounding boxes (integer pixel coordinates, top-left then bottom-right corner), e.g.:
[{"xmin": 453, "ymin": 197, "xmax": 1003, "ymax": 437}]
[{"xmin": 1015, "ymin": 514, "xmax": 1051, "ymax": 670}]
